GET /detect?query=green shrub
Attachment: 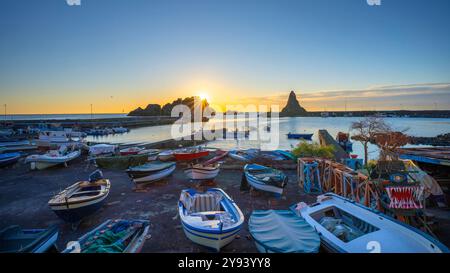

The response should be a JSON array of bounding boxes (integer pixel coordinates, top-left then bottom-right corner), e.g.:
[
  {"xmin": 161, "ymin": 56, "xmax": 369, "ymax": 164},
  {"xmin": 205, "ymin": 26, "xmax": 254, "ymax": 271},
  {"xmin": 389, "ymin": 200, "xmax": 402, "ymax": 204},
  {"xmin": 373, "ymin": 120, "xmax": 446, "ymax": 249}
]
[{"xmin": 291, "ymin": 141, "xmax": 335, "ymax": 159}]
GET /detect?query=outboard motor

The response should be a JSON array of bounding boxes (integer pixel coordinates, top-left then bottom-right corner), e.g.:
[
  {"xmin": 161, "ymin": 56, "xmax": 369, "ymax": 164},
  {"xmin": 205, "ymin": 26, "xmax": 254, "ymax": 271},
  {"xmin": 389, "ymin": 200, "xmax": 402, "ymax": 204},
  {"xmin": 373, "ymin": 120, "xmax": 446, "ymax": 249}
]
[{"xmin": 89, "ymin": 169, "xmax": 104, "ymax": 182}]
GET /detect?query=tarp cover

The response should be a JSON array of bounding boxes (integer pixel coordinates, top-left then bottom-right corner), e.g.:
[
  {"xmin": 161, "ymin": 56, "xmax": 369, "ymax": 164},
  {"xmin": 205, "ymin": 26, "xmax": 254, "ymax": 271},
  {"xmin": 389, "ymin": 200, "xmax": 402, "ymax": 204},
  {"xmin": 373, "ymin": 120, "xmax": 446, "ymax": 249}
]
[{"xmin": 249, "ymin": 210, "xmax": 320, "ymax": 253}]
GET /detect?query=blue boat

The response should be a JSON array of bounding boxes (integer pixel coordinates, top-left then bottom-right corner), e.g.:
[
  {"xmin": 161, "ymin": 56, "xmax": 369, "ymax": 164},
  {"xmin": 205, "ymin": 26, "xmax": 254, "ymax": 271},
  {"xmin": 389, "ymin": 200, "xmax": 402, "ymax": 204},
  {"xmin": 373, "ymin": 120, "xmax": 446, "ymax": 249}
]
[
  {"xmin": 48, "ymin": 170, "xmax": 110, "ymax": 224},
  {"xmin": 244, "ymin": 164, "xmax": 288, "ymax": 196},
  {"xmin": 228, "ymin": 149, "xmax": 258, "ymax": 162},
  {"xmin": 249, "ymin": 210, "xmax": 320, "ymax": 253},
  {"xmin": 0, "ymin": 225, "xmax": 59, "ymax": 253},
  {"xmin": 273, "ymin": 150, "xmax": 296, "ymax": 161},
  {"xmin": 287, "ymin": 133, "xmax": 313, "ymax": 140},
  {"xmin": 178, "ymin": 188, "xmax": 244, "ymax": 251},
  {"xmin": 63, "ymin": 219, "xmax": 150, "ymax": 253},
  {"xmin": 0, "ymin": 152, "xmax": 21, "ymax": 167},
  {"xmin": 291, "ymin": 193, "xmax": 450, "ymax": 253}
]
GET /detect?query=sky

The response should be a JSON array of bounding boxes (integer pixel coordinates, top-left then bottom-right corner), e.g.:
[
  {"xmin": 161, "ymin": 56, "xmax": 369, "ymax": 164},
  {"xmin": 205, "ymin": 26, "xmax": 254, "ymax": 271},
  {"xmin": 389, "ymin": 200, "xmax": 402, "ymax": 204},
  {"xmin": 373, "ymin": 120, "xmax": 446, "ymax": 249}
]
[{"xmin": 0, "ymin": 0, "xmax": 449, "ymax": 114}]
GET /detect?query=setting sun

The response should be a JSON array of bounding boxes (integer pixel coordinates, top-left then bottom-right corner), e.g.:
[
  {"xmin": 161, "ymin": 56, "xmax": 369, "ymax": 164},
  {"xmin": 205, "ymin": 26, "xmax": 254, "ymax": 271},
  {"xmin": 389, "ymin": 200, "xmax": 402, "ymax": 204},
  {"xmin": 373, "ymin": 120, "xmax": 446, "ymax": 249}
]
[{"xmin": 197, "ymin": 91, "xmax": 210, "ymax": 102}]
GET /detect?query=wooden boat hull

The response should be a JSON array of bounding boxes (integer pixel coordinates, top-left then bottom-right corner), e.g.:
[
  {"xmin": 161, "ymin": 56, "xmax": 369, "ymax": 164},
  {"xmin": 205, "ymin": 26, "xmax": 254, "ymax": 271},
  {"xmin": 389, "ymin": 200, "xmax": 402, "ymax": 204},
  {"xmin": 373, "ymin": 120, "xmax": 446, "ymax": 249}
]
[
  {"xmin": 63, "ymin": 219, "xmax": 150, "ymax": 253},
  {"xmin": 244, "ymin": 164, "xmax": 287, "ymax": 196},
  {"xmin": 132, "ymin": 164, "xmax": 176, "ymax": 184},
  {"xmin": 179, "ymin": 188, "xmax": 244, "ymax": 251},
  {"xmin": 173, "ymin": 150, "xmax": 209, "ymax": 161},
  {"xmin": 50, "ymin": 195, "xmax": 109, "ymax": 223},
  {"xmin": 184, "ymin": 165, "xmax": 220, "ymax": 180},
  {"xmin": 292, "ymin": 193, "xmax": 450, "ymax": 253},
  {"xmin": 0, "ymin": 225, "xmax": 59, "ymax": 253},
  {"xmin": 49, "ymin": 179, "xmax": 110, "ymax": 223},
  {"xmin": 0, "ymin": 153, "xmax": 20, "ymax": 167}
]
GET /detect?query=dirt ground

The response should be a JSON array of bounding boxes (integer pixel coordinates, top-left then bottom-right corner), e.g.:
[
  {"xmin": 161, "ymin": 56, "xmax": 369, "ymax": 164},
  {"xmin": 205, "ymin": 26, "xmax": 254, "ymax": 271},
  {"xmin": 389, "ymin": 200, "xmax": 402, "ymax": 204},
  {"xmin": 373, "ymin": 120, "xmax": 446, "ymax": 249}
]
[{"xmin": 1, "ymin": 155, "xmax": 449, "ymax": 253}]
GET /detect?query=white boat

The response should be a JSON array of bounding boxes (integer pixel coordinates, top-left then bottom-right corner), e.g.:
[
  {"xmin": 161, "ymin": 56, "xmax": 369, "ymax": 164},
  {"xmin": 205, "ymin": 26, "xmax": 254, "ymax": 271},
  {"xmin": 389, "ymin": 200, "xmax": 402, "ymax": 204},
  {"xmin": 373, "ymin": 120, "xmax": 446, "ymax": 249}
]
[
  {"xmin": 25, "ymin": 146, "xmax": 81, "ymax": 170},
  {"xmin": 243, "ymin": 164, "xmax": 288, "ymax": 196},
  {"xmin": 157, "ymin": 150, "xmax": 174, "ymax": 161},
  {"xmin": 36, "ymin": 130, "xmax": 86, "ymax": 149},
  {"xmin": 127, "ymin": 161, "xmax": 176, "ymax": 185},
  {"xmin": 88, "ymin": 144, "xmax": 117, "ymax": 156},
  {"xmin": 179, "ymin": 188, "xmax": 244, "ymax": 251},
  {"xmin": 48, "ymin": 172, "xmax": 110, "ymax": 223},
  {"xmin": 292, "ymin": 193, "xmax": 449, "ymax": 253},
  {"xmin": 137, "ymin": 149, "xmax": 160, "ymax": 161},
  {"xmin": 184, "ymin": 163, "xmax": 221, "ymax": 180}
]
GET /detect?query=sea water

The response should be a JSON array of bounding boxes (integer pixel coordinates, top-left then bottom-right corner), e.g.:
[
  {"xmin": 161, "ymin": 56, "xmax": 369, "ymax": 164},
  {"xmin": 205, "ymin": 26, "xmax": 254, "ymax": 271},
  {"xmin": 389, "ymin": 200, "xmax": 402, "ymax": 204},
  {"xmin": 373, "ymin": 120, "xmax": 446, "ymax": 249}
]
[{"xmin": 85, "ymin": 117, "xmax": 450, "ymax": 161}]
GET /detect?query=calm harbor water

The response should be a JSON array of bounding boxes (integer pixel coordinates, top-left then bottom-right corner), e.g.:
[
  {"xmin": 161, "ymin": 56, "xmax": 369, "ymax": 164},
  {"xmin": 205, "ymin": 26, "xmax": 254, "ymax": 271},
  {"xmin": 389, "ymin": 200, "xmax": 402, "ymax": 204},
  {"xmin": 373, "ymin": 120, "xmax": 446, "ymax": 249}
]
[
  {"xmin": 86, "ymin": 117, "xmax": 450, "ymax": 161},
  {"xmin": 5, "ymin": 114, "xmax": 127, "ymax": 120}
]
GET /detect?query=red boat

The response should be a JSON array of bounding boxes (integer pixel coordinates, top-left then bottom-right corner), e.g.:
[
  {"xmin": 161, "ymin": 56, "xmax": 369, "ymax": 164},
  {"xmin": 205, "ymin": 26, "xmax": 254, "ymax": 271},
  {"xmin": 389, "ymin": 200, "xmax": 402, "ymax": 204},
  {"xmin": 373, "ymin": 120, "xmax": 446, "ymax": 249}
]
[{"xmin": 173, "ymin": 149, "xmax": 209, "ymax": 161}]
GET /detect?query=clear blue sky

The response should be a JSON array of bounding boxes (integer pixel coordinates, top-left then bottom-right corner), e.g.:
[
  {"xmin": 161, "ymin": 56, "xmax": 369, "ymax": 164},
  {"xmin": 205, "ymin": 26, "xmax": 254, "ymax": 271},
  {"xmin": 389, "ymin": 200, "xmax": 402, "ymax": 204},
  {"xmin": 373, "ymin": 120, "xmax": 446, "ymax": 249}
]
[{"xmin": 0, "ymin": 0, "xmax": 449, "ymax": 113}]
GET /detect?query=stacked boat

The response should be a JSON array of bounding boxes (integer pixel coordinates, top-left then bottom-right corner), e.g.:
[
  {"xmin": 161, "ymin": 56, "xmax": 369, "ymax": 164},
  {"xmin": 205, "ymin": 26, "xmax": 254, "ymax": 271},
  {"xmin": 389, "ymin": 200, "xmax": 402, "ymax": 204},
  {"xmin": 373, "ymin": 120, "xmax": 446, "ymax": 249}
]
[
  {"xmin": 127, "ymin": 161, "xmax": 176, "ymax": 185},
  {"xmin": 173, "ymin": 147, "xmax": 209, "ymax": 161},
  {"xmin": 48, "ymin": 170, "xmax": 110, "ymax": 224},
  {"xmin": 228, "ymin": 149, "xmax": 258, "ymax": 162},
  {"xmin": 243, "ymin": 164, "xmax": 288, "ymax": 196},
  {"xmin": 25, "ymin": 145, "xmax": 81, "ymax": 170},
  {"xmin": 178, "ymin": 188, "xmax": 244, "ymax": 251},
  {"xmin": 63, "ymin": 219, "xmax": 149, "ymax": 253}
]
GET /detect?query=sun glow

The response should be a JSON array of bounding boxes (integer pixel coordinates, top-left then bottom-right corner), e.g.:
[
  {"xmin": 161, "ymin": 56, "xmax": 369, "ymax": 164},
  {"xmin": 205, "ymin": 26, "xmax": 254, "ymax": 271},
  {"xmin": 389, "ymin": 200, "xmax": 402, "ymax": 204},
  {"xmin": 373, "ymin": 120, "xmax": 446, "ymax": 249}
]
[{"xmin": 197, "ymin": 91, "xmax": 210, "ymax": 102}]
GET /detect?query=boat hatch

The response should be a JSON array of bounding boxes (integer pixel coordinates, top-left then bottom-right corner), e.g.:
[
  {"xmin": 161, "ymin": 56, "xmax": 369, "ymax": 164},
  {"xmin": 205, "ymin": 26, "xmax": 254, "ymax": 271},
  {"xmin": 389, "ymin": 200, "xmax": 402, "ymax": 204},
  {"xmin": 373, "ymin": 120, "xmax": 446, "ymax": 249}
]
[{"xmin": 311, "ymin": 206, "xmax": 379, "ymax": 243}]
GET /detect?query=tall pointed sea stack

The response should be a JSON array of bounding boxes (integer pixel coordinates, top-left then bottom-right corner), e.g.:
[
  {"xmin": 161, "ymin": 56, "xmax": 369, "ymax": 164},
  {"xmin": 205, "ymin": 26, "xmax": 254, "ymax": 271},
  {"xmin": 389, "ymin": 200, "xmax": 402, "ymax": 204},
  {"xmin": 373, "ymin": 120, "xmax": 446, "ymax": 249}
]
[{"xmin": 280, "ymin": 91, "xmax": 308, "ymax": 117}]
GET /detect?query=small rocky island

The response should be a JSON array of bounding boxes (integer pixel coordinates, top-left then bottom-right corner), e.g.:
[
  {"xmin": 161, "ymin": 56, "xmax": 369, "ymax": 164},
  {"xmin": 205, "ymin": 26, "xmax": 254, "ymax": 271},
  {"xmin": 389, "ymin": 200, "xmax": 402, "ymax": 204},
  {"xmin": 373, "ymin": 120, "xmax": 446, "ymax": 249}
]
[
  {"xmin": 280, "ymin": 90, "xmax": 308, "ymax": 117},
  {"xmin": 128, "ymin": 96, "xmax": 209, "ymax": 117}
]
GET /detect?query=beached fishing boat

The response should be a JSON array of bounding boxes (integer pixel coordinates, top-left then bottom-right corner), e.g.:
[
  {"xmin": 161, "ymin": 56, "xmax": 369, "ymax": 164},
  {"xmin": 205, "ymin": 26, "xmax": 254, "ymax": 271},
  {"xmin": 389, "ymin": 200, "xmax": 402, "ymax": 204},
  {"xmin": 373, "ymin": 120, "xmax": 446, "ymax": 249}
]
[
  {"xmin": 112, "ymin": 127, "xmax": 129, "ymax": 134},
  {"xmin": 0, "ymin": 152, "xmax": 21, "ymax": 167},
  {"xmin": 127, "ymin": 161, "xmax": 176, "ymax": 184},
  {"xmin": 178, "ymin": 188, "xmax": 244, "ymax": 251},
  {"xmin": 228, "ymin": 149, "xmax": 258, "ymax": 162},
  {"xmin": 25, "ymin": 146, "xmax": 81, "ymax": 170},
  {"xmin": 243, "ymin": 164, "xmax": 288, "ymax": 196},
  {"xmin": 95, "ymin": 153, "xmax": 148, "ymax": 169},
  {"xmin": 173, "ymin": 148, "xmax": 209, "ymax": 161},
  {"xmin": 184, "ymin": 163, "xmax": 221, "ymax": 180},
  {"xmin": 287, "ymin": 133, "xmax": 313, "ymax": 140},
  {"xmin": 63, "ymin": 219, "xmax": 150, "ymax": 253},
  {"xmin": 48, "ymin": 170, "xmax": 110, "ymax": 223},
  {"xmin": 89, "ymin": 143, "xmax": 117, "ymax": 156},
  {"xmin": 0, "ymin": 225, "xmax": 59, "ymax": 253},
  {"xmin": 336, "ymin": 132, "xmax": 353, "ymax": 152},
  {"xmin": 203, "ymin": 150, "xmax": 228, "ymax": 165},
  {"xmin": 0, "ymin": 144, "xmax": 37, "ymax": 153},
  {"xmin": 120, "ymin": 146, "xmax": 144, "ymax": 156},
  {"xmin": 158, "ymin": 150, "xmax": 174, "ymax": 161},
  {"xmin": 274, "ymin": 150, "xmax": 296, "ymax": 161},
  {"xmin": 138, "ymin": 149, "xmax": 160, "ymax": 160},
  {"xmin": 0, "ymin": 140, "xmax": 31, "ymax": 147},
  {"xmin": 249, "ymin": 210, "xmax": 320, "ymax": 253},
  {"xmin": 291, "ymin": 193, "xmax": 450, "ymax": 253},
  {"xmin": 36, "ymin": 130, "xmax": 86, "ymax": 149}
]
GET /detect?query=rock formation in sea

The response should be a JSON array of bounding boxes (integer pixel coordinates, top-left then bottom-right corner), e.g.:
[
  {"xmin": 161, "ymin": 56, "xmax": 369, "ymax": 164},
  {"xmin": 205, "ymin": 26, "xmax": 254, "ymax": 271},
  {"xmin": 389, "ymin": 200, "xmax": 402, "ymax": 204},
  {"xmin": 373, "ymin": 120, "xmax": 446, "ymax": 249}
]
[
  {"xmin": 128, "ymin": 96, "xmax": 209, "ymax": 121},
  {"xmin": 280, "ymin": 90, "xmax": 308, "ymax": 117}
]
